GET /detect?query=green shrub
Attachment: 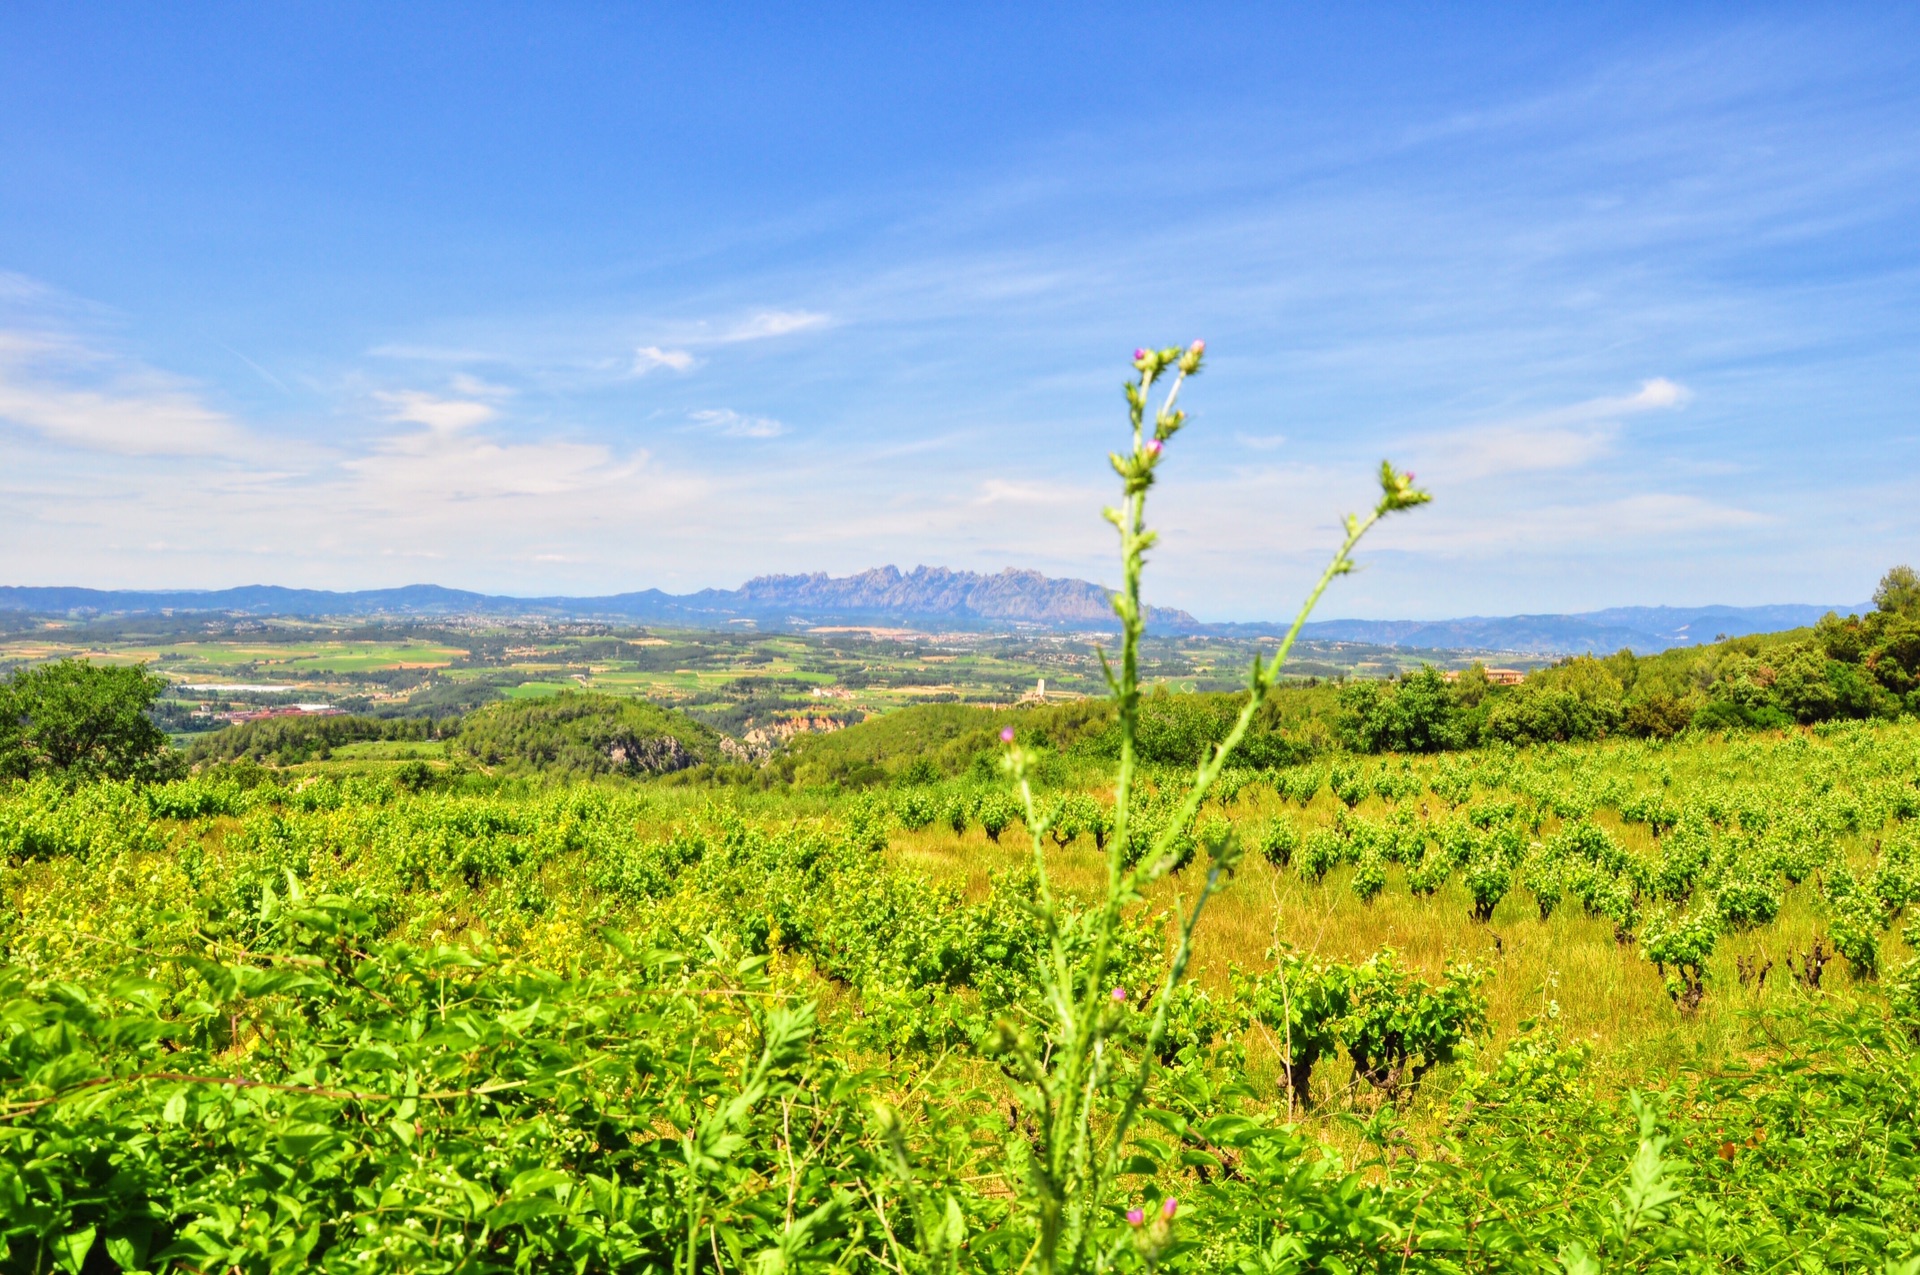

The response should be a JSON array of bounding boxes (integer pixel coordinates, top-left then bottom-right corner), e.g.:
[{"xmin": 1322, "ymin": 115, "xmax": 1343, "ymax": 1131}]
[
  {"xmin": 1337, "ymin": 948, "xmax": 1488, "ymax": 1100},
  {"xmin": 1258, "ymin": 816, "xmax": 1299, "ymax": 866}
]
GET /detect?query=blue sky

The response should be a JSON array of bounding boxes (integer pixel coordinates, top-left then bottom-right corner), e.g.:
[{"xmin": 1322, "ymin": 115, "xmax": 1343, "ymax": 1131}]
[{"xmin": 1, "ymin": 4, "xmax": 1916, "ymax": 620}]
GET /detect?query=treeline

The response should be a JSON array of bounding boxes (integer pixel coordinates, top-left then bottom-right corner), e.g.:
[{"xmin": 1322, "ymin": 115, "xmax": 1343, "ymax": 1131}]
[
  {"xmin": 185, "ymin": 714, "xmax": 443, "ymax": 765},
  {"xmin": 783, "ymin": 689, "xmax": 1339, "ymax": 786},
  {"xmin": 1338, "ymin": 566, "xmax": 1920, "ymax": 753}
]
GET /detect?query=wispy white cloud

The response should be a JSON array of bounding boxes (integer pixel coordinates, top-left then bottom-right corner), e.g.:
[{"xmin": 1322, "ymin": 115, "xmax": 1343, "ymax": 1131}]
[
  {"xmin": 690, "ymin": 408, "xmax": 786, "ymax": 438},
  {"xmin": 721, "ymin": 310, "xmax": 830, "ymax": 342},
  {"xmin": 373, "ymin": 389, "xmax": 499, "ymax": 433},
  {"xmin": 367, "ymin": 343, "xmax": 499, "ymax": 363},
  {"xmin": 633, "ymin": 345, "xmax": 696, "ymax": 374},
  {"xmin": 974, "ymin": 478, "xmax": 1085, "ymax": 505},
  {"xmin": 1407, "ymin": 378, "xmax": 1691, "ymax": 481},
  {"xmin": 343, "ymin": 429, "xmax": 638, "ymax": 499},
  {"xmin": 0, "ymin": 330, "xmax": 254, "ymax": 456}
]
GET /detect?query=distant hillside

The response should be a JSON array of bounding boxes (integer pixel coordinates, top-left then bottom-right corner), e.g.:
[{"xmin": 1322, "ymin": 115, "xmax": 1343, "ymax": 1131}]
[
  {"xmin": 0, "ymin": 567, "xmax": 1198, "ymax": 631},
  {"xmin": 0, "ymin": 573, "xmax": 1865, "ymax": 654},
  {"xmin": 1295, "ymin": 603, "xmax": 1866, "ymax": 656}
]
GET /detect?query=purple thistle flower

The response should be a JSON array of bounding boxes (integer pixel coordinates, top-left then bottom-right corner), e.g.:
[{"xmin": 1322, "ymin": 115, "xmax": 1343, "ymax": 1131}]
[
  {"xmin": 1000, "ymin": 726, "xmax": 1016, "ymax": 743},
  {"xmin": 1126, "ymin": 1208, "xmax": 1145, "ymax": 1227},
  {"xmin": 1133, "ymin": 348, "xmax": 1148, "ymax": 361},
  {"xmin": 1111, "ymin": 985, "xmax": 1126, "ymax": 1002},
  {"xmin": 1162, "ymin": 1197, "xmax": 1178, "ymax": 1220},
  {"xmin": 1190, "ymin": 339, "xmax": 1205, "ymax": 355},
  {"xmin": 1144, "ymin": 439, "xmax": 1162, "ymax": 458}
]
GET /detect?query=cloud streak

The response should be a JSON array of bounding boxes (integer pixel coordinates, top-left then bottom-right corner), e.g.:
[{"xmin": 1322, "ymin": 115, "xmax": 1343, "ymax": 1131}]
[
  {"xmin": 1405, "ymin": 378, "xmax": 1692, "ymax": 482},
  {"xmin": 634, "ymin": 345, "xmax": 696, "ymax": 374},
  {"xmin": 689, "ymin": 408, "xmax": 786, "ymax": 438},
  {"xmin": 0, "ymin": 331, "xmax": 254, "ymax": 457},
  {"xmin": 720, "ymin": 310, "xmax": 829, "ymax": 342}
]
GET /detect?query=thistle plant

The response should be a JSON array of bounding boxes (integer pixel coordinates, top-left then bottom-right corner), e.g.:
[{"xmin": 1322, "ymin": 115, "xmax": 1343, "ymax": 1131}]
[{"xmin": 984, "ymin": 342, "xmax": 1428, "ymax": 1273}]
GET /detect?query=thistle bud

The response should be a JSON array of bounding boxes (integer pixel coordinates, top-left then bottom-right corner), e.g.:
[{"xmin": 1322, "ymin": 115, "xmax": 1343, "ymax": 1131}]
[
  {"xmin": 1111, "ymin": 985, "xmax": 1126, "ymax": 1001},
  {"xmin": 1000, "ymin": 726, "xmax": 1016, "ymax": 743},
  {"xmin": 1144, "ymin": 439, "xmax": 1162, "ymax": 458},
  {"xmin": 1127, "ymin": 1209, "xmax": 1145, "ymax": 1226}
]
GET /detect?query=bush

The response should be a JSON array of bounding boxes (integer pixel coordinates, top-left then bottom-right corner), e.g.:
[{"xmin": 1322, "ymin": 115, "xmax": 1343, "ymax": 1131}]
[
  {"xmin": 975, "ymin": 791, "xmax": 1018, "ymax": 842},
  {"xmin": 1258, "ymin": 817, "xmax": 1299, "ymax": 866},
  {"xmin": 1335, "ymin": 667, "xmax": 1467, "ymax": 754},
  {"xmin": 893, "ymin": 788, "xmax": 939, "ymax": 831},
  {"xmin": 1711, "ymin": 863, "xmax": 1783, "ymax": 930},
  {"xmin": 1351, "ymin": 850, "xmax": 1387, "ymax": 904},
  {"xmin": 1829, "ymin": 892, "xmax": 1883, "ymax": 978},
  {"xmin": 1297, "ymin": 827, "xmax": 1345, "ymax": 882},
  {"xmin": 1338, "ymin": 948, "xmax": 1488, "ymax": 1100},
  {"xmin": 1238, "ymin": 951, "xmax": 1351, "ymax": 1104},
  {"xmin": 1485, "ymin": 685, "xmax": 1624, "ymax": 745},
  {"xmin": 1463, "ymin": 852, "xmax": 1511, "ymax": 923},
  {"xmin": 1643, "ymin": 906, "xmax": 1719, "ymax": 1010}
]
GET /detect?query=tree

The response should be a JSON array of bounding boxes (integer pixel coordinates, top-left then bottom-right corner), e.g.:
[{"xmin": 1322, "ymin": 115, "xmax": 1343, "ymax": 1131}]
[
  {"xmin": 0, "ymin": 658, "xmax": 175, "ymax": 783},
  {"xmin": 1334, "ymin": 666, "xmax": 1465, "ymax": 753},
  {"xmin": 1450, "ymin": 662, "xmax": 1493, "ymax": 708},
  {"xmin": 1875, "ymin": 565, "xmax": 1920, "ymax": 618}
]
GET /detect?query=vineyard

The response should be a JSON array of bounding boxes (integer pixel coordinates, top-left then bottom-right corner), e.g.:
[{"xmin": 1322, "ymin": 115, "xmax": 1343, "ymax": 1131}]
[
  {"xmin": 6, "ymin": 722, "xmax": 1920, "ymax": 1271},
  {"xmin": 6, "ymin": 346, "xmax": 1920, "ymax": 1273}
]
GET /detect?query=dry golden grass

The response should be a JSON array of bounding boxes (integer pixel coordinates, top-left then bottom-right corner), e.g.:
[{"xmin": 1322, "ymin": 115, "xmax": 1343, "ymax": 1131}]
[{"xmin": 887, "ymin": 785, "xmax": 1900, "ymax": 1119}]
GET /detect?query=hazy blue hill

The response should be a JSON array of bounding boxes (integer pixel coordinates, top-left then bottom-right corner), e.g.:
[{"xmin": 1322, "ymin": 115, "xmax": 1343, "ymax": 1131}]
[
  {"xmin": 1296, "ymin": 602, "xmax": 1868, "ymax": 655},
  {"xmin": 0, "ymin": 568, "xmax": 1198, "ymax": 630},
  {"xmin": 0, "ymin": 575, "xmax": 1866, "ymax": 653}
]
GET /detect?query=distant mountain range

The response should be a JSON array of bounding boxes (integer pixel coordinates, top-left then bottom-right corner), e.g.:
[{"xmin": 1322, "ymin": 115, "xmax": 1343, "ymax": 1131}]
[
  {"xmin": 1288, "ymin": 604, "xmax": 1864, "ymax": 656},
  {"xmin": 0, "ymin": 567, "xmax": 1198, "ymax": 631},
  {"xmin": 0, "ymin": 569, "xmax": 1866, "ymax": 656}
]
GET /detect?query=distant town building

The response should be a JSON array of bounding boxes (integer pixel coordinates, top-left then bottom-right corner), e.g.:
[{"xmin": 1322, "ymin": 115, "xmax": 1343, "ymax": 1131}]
[
  {"xmin": 214, "ymin": 704, "xmax": 344, "ymax": 724},
  {"xmin": 1443, "ymin": 667, "xmax": 1527, "ymax": 686}
]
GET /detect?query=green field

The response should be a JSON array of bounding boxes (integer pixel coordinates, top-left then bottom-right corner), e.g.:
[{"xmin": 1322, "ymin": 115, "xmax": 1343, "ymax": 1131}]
[{"xmin": 0, "ymin": 615, "xmax": 1528, "ymax": 740}]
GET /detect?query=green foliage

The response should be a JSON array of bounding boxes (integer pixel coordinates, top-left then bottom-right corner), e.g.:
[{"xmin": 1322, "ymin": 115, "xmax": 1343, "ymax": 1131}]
[
  {"xmin": 1877, "ymin": 564, "xmax": 1920, "ymax": 618},
  {"xmin": 1349, "ymin": 848, "xmax": 1386, "ymax": 903},
  {"xmin": 0, "ymin": 658, "xmax": 176, "ymax": 783},
  {"xmin": 1338, "ymin": 948, "xmax": 1488, "ymax": 1099},
  {"xmin": 187, "ymin": 713, "xmax": 436, "ymax": 765},
  {"xmin": 1642, "ymin": 906, "xmax": 1719, "ymax": 1010},
  {"xmin": 975, "ymin": 790, "xmax": 1018, "ymax": 842},
  {"xmin": 1239, "ymin": 947, "xmax": 1488, "ymax": 1107},
  {"xmin": 1237, "ymin": 950, "xmax": 1351, "ymax": 1103},
  {"xmin": 8, "ymin": 715, "xmax": 1920, "ymax": 1269},
  {"xmin": 1830, "ymin": 890, "xmax": 1885, "ymax": 978},
  {"xmin": 453, "ymin": 691, "xmax": 721, "ymax": 776},
  {"xmin": 1256, "ymin": 816, "xmax": 1298, "ymax": 866},
  {"xmin": 1485, "ymin": 680, "xmax": 1625, "ymax": 746},
  {"xmin": 1335, "ymin": 666, "xmax": 1467, "ymax": 753}
]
